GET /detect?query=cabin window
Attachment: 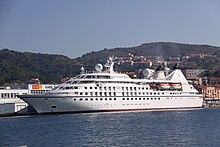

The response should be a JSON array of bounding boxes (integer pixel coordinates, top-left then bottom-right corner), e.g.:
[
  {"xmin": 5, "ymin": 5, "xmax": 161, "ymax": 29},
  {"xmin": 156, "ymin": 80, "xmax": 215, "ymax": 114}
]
[
  {"xmin": 143, "ymin": 98, "xmax": 145, "ymax": 100},
  {"xmin": 158, "ymin": 98, "xmax": 160, "ymax": 100},
  {"xmin": 151, "ymin": 98, "xmax": 153, "ymax": 100},
  {"xmin": 122, "ymin": 87, "xmax": 124, "ymax": 91},
  {"xmin": 90, "ymin": 87, "xmax": 92, "ymax": 89},
  {"xmin": 96, "ymin": 98, "xmax": 98, "ymax": 101},
  {"xmin": 123, "ymin": 98, "xmax": 125, "ymax": 100},
  {"xmin": 85, "ymin": 98, "xmax": 88, "ymax": 101},
  {"xmin": 74, "ymin": 87, "xmax": 78, "ymax": 89},
  {"xmin": 135, "ymin": 98, "xmax": 137, "ymax": 100},
  {"xmin": 100, "ymin": 98, "xmax": 103, "ymax": 101},
  {"xmin": 114, "ymin": 92, "xmax": 116, "ymax": 96},
  {"xmin": 139, "ymin": 98, "xmax": 141, "ymax": 100},
  {"xmin": 114, "ymin": 98, "xmax": 116, "ymax": 100},
  {"xmin": 131, "ymin": 98, "xmax": 133, "ymax": 100},
  {"xmin": 79, "ymin": 98, "xmax": 83, "ymax": 101},
  {"xmin": 85, "ymin": 87, "xmax": 87, "ymax": 89},
  {"xmin": 80, "ymin": 92, "xmax": 83, "ymax": 95},
  {"xmin": 51, "ymin": 106, "xmax": 56, "ymax": 108},
  {"xmin": 109, "ymin": 98, "xmax": 112, "ymax": 100},
  {"xmin": 127, "ymin": 98, "xmax": 129, "ymax": 100},
  {"xmin": 90, "ymin": 98, "xmax": 93, "ymax": 101},
  {"xmin": 105, "ymin": 98, "xmax": 108, "ymax": 100},
  {"xmin": 85, "ymin": 92, "xmax": 88, "ymax": 95}
]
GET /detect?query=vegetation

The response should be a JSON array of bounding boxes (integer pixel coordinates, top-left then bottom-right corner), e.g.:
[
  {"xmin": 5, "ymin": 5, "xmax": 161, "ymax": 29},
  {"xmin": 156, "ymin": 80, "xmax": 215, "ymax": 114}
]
[
  {"xmin": 1, "ymin": 42, "xmax": 220, "ymax": 85},
  {"xmin": 0, "ymin": 49, "xmax": 82, "ymax": 85}
]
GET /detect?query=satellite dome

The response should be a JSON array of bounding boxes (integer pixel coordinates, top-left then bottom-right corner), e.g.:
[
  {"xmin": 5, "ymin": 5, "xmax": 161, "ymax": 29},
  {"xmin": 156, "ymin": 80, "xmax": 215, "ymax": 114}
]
[{"xmin": 95, "ymin": 63, "xmax": 103, "ymax": 72}]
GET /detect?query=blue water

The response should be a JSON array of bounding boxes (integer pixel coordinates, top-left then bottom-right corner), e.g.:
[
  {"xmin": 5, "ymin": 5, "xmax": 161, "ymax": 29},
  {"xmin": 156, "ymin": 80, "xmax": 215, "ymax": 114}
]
[{"xmin": 1, "ymin": 108, "xmax": 220, "ymax": 147}]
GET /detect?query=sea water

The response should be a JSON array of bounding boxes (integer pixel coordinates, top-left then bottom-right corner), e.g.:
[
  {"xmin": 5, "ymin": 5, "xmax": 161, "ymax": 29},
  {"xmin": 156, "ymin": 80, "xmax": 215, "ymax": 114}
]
[{"xmin": 1, "ymin": 108, "xmax": 220, "ymax": 147}]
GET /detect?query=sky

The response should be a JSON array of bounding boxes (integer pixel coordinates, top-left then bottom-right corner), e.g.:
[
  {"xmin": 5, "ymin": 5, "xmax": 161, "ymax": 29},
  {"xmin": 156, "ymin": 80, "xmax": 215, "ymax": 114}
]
[{"xmin": 0, "ymin": 0, "xmax": 220, "ymax": 58}]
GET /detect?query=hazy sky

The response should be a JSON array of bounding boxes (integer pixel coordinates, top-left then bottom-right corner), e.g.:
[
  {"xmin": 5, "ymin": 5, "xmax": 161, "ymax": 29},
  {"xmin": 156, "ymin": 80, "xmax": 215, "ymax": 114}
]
[{"xmin": 1, "ymin": 0, "xmax": 220, "ymax": 58}]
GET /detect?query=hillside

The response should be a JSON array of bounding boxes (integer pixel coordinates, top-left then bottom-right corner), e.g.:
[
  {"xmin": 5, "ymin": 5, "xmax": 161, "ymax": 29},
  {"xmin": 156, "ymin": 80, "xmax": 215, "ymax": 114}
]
[
  {"xmin": 76, "ymin": 42, "xmax": 220, "ymax": 69},
  {"xmin": 1, "ymin": 42, "xmax": 220, "ymax": 85},
  {"xmin": 0, "ymin": 49, "xmax": 82, "ymax": 85}
]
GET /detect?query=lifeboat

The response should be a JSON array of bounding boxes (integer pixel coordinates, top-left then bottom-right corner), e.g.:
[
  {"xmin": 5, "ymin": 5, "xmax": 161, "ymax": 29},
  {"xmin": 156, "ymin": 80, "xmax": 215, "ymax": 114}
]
[
  {"xmin": 170, "ymin": 83, "xmax": 182, "ymax": 90},
  {"xmin": 158, "ymin": 83, "xmax": 170, "ymax": 90}
]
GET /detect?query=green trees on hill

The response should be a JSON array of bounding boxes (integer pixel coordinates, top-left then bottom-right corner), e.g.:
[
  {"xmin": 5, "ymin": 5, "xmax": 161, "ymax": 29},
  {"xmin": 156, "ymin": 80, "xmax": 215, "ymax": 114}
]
[{"xmin": 0, "ymin": 49, "xmax": 82, "ymax": 85}]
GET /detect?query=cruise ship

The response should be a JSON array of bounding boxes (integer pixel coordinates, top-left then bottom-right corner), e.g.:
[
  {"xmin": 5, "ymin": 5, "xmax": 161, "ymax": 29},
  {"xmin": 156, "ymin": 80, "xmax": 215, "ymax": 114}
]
[{"xmin": 18, "ymin": 57, "xmax": 203, "ymax": 114}]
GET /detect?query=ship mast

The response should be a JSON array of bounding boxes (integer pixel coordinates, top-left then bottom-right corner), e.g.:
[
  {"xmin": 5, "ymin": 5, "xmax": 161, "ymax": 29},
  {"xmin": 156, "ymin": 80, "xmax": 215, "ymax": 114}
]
[{"xmin": 104, "ymin": 57, "xmax": 115, "ymax": 73}]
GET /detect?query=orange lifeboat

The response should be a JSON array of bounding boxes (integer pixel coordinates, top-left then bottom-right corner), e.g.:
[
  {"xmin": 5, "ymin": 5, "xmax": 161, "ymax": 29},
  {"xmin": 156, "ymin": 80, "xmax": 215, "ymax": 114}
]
[
  {"xmin": 170, "ymin": 83, "xmax": 182, "ymax": 90},
  {"xmin": 158, "ymin": 83, "xmax": 170, "ymax": 90}
]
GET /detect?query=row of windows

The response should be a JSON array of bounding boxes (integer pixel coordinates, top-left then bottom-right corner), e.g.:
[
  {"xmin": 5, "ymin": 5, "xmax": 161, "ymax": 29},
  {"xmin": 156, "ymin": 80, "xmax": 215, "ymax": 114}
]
[
  {"xmin": 122, "ymin": 97, "xmax": 160, "ymax": 100},
  {"xmin": 73, "ymin": 97, "xmax": 117, "ymax": 101},
  {"xmin": 30, "ymin": 90, "xmax": 49, "ymax": 94},
  {"xmin": 122, "ymin": 92, "xmax": 163, "ymax": 96},
  {"xmin": 72, "ymin": 97, "xmax": 161, "ymax": 101},
  {"xmin": 1, "ymin": 93, "xmax": 19, "ymax": 98},
  {"xmin": 75, "ymin": 92, "xmax": 117, "ymax": 96},
  {"xmin": 0, "ymin": 93, "xmax": 27, "ymax": 98},
  {"xmin": 74, "ymin": 92, "xmax": 182, "ymax": 96},
  {"xmin": 61, "ymin": 86, "xmax": 150, "ymax": 91},
  {"xmin": 84, "ymin": 86, "xmax": 149, "ymax": 91}
]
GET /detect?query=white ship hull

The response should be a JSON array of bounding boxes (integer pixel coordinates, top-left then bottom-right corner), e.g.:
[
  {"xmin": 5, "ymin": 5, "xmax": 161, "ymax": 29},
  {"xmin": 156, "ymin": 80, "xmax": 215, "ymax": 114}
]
[
  {"xmin": 18, "ymin": 57, "xmax": 204, "ymax": 114},
  {"xmin": 20, "ymin": 94, "xmax": 203, "ymax": 114}
]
